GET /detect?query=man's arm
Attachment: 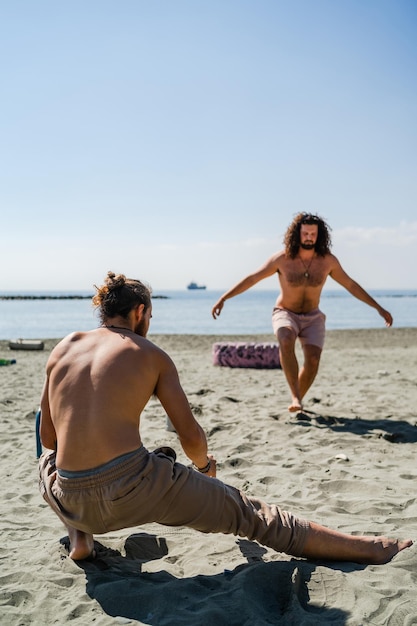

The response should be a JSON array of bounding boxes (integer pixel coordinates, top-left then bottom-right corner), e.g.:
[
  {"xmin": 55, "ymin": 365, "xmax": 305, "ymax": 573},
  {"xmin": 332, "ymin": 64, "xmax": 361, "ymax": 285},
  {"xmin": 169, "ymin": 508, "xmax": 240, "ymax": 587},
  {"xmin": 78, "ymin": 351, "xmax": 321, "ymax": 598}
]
[
  {"xmin": 39, "ymin": 376, "xmax": 57, "ymax": 450},
  {"xmin": 212, "ymin": 252, "xmax": 281, "ymax": 319},
  {"xmin": 329, "ymin": 257, "xmax": 393, "ymax": 326},
  {"xmin": 155, "ymin": 354, "xmax": 216, "ymax": 476}
]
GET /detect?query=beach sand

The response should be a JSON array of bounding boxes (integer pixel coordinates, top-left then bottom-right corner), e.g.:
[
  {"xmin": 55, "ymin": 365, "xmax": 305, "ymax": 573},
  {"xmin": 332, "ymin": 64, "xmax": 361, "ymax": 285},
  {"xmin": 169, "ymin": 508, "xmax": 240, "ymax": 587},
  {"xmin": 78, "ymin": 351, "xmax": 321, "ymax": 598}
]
[{"xmin": 1, "ymin": 328, "xmax": 416, "ymax": 625}]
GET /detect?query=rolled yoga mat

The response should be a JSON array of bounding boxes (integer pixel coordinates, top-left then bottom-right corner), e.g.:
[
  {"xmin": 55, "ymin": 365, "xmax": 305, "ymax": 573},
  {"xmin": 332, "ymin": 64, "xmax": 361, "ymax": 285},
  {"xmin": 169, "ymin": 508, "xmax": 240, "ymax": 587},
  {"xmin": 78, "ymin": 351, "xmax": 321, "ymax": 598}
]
[{"xmin": 212, "ymin": 342, "xmax": 281, "ymax": 369}]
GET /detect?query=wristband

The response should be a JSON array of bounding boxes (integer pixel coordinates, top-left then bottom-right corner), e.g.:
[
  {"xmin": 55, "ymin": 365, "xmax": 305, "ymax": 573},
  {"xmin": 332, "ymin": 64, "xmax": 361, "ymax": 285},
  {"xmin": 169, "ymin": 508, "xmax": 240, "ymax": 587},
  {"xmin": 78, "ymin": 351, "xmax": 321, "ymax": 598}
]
[{"xmin": 193, "ymin": 459, "xmax": 211, "ymax": 474}]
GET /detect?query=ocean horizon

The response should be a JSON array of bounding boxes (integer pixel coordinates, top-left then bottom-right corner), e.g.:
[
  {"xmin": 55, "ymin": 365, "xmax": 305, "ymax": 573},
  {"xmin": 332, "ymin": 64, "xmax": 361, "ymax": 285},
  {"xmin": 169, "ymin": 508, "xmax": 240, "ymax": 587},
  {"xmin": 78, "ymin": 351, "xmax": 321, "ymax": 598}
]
[{"xmin": 0, "ymin": 289, "xmax": 416, "ymax": 340}]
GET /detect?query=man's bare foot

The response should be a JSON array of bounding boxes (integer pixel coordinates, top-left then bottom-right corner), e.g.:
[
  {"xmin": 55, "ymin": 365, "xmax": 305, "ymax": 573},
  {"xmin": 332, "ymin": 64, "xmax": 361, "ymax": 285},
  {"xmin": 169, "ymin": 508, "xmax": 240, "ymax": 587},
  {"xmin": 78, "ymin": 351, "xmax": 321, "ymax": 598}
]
[
  {"xmin": 359, "ymin": 536, "xmax": 413, "ymax": 565},
  {"xmin": 301, "ymin": 521, "xmax": 413, "ymax": 564},
  {"xmin": 67, "ymin": 527, "xmax": 95, "ymax": 560},
  {"xmin": 288, "ymin": 400, "xmax": 303, "ymax": 413}
]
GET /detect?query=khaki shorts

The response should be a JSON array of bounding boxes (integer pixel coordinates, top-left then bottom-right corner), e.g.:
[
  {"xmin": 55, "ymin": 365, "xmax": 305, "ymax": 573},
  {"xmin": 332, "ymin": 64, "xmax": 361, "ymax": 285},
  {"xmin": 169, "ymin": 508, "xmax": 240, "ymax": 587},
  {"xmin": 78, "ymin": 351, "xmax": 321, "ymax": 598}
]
[{"xmin": 272, "ymin": 307, "xmax": 326, "ymax": 349}]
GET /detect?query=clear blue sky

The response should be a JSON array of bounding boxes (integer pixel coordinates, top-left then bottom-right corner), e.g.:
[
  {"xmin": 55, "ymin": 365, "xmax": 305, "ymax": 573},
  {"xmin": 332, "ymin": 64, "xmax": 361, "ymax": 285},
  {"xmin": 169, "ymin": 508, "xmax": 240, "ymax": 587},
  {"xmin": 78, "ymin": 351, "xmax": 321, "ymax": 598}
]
[{"xmin": 1, "ymin": 0, "xmax": 416, "ymax": 291}]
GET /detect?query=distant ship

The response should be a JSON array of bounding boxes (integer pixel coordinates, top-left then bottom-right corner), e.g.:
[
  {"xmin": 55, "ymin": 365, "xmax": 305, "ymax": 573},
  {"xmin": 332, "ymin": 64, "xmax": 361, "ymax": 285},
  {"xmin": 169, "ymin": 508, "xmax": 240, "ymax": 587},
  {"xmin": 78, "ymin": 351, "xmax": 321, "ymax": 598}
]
[{"xmin": 187, "ymin": 281, "xmax": 206, "ymax": 290}]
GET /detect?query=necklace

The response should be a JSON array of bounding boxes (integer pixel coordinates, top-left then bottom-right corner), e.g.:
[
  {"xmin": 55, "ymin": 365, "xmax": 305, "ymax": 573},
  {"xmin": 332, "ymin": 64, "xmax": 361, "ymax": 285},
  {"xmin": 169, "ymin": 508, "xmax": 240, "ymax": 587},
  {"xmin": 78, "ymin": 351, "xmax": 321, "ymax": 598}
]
[
  {"xmin": 299, "ymin": 255, "xmax": 314, "ymax": 278},
  {"xmin": 104, "ymin": 325, "xmax": 133, "ymax": 332}
]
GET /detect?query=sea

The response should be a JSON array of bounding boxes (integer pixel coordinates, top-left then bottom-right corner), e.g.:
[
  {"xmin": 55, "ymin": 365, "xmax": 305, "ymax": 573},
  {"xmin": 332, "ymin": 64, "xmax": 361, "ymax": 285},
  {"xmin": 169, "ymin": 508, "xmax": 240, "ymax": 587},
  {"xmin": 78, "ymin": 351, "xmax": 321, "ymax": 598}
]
[{"xmin": 0, "ymin": 289, "xmax": 416, "ymax": 340}]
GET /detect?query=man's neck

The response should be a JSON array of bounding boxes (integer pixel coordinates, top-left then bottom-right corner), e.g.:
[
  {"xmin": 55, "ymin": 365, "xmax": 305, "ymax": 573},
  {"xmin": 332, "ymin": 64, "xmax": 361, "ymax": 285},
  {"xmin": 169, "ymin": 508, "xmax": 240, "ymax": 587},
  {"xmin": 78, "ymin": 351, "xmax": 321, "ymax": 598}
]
[
  {"xmin": 298, "ymin": 248, "xmax": 316, "ymax": 259},
  {"xmin": 104, "ymin": 317, "xmax": 134, "ymax": 332}
]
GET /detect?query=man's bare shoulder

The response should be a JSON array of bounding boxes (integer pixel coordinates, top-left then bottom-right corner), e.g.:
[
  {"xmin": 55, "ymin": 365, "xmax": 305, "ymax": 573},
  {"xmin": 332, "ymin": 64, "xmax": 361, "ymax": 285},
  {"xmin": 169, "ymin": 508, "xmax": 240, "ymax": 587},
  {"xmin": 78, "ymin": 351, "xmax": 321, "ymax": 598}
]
[
  {"xmin": 143, "ymin": 337, "xmax": 175, "ymax": 367},
  {"xmin": 46, "ymin": 329, "xmax": 172, "ymax": 371},
  {"xmin": 322, "ymin": 252, "xmax": 341, "ymax": 269},
  {"xmin": 264, "ymin": 249, "xmax": 286, "ymax": 268},
  {"xmin": 45, "ymin": 330, "xmax": 93, "ymax": 368},
  {"xmin": 51, "ymin": 329, "xmax": 96, "ymax": 351}
]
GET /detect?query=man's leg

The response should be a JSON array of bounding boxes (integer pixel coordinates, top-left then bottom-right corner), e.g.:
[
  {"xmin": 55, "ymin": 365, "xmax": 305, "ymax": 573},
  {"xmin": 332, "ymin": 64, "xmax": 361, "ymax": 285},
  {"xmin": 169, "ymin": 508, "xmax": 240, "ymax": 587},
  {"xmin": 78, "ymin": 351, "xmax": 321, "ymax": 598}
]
[
  {"xmin": 45, "ymin": 498, "xmax": 95, "ymax": 560},
  {"xmin": 276, "ymin": 327, "xmax": 303, "ymax": 412},
  {"xmin": 66, "ymin": 526, "xmax": 95, "ymax": 560},
  {"xmin": 161, "ymin": 470, "xmax": 413, "ymax": 565},
  {"xmin": 39, "ymin": 450, "xmax": 95, "ymax": 561},
  {"xmin": 43, "ymin": 494, "xmax": 95, "ymax": 560},
  {"xmin": 298, "ymin": 343, "xmax": 322, "ymax": 402},
  {"xmin": 301, "ymin": 521, "xmax": 412, "ymax": 564}
]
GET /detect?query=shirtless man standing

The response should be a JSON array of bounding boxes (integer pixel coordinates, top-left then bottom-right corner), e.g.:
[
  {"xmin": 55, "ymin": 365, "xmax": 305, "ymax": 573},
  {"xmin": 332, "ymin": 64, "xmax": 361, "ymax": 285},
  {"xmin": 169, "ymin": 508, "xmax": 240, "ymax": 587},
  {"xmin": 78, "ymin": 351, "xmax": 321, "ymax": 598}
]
[
  {"xmin": 212, "ymin": 213, "xmax": 393, "ymax": 413},
  {"xmin": 39, "ymin": 271, "xmax": 410, "ymax": 565}
]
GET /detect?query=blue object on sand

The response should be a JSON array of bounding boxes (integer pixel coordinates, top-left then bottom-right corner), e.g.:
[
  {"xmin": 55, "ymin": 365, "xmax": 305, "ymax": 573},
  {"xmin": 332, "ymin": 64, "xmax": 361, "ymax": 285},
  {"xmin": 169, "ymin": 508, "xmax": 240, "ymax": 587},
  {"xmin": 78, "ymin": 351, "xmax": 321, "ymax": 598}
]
[{"xmin": 35, "ymin": 409, "xmax": 42, "ymax": 458}]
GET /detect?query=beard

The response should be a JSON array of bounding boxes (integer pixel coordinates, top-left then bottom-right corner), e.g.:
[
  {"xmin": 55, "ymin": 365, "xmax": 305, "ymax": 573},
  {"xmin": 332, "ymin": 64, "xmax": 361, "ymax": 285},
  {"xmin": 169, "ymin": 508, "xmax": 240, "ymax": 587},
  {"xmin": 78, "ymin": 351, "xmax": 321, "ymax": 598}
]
[
  {"xmin": 300, "ymin": 242, "xmax": 315, "ymax": 250},
  {"xmin": 134, "ymin": 319, "xmax": 148, "ymax": 337}
]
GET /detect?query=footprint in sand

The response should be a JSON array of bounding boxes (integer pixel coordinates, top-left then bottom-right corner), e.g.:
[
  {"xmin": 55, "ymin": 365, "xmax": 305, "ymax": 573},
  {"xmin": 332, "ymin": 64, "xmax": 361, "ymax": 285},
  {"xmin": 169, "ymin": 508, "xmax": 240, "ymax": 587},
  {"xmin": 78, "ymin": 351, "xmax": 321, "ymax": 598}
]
[
  {"xmin": 193, "ymin": 388, "xmax": 213, "ymax": 396},
  {"xmin": 189, "ymin": 403, "xmax": 203, "ymax": 415}
]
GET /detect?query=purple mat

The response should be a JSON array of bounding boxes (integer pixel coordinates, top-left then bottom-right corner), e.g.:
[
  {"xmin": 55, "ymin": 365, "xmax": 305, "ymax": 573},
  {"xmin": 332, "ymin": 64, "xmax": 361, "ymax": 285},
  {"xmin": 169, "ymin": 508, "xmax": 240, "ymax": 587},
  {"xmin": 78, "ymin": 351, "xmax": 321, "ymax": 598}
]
[{"xmin": 212, "ymin": 342, "xmax": 281, "ymax": 369}]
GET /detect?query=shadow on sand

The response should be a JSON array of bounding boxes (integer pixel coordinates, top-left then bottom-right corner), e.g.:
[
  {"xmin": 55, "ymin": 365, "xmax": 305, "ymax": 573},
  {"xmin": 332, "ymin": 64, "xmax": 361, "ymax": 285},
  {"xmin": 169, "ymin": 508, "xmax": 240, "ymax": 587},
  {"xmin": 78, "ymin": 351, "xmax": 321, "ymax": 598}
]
[
  {"xmin": 292, "ymin": 410, "xmax": 417, "ymax": 443},
  {"xmin": 64, "ymin": 533, "xmax": 361, "ymax": 625}
]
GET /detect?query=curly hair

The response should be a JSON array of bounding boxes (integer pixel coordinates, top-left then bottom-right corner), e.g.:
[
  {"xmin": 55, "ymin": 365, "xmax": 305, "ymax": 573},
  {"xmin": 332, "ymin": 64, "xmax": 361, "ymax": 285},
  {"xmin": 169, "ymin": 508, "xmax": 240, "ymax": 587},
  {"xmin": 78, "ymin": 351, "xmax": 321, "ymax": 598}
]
[
  {"xmin": 92, "ymin": 271, "xmax": 152, "ymax": 324},
  {"xmin": 283, "ymin": 212, "xmax": 332, "ymax": 258}
]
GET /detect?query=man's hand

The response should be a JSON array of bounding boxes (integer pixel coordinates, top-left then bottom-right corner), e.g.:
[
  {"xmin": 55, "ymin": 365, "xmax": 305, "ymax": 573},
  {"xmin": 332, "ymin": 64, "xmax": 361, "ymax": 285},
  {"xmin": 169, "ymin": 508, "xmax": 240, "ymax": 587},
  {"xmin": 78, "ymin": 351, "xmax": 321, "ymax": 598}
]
[
  {"xmin": 194, "ymin": 454, "xmax": 217, "ymax": 478},
  {"xmin": 212, "ymin": 299, "xmax": 224, "ymax": 319},
  {"xmin": 379, "ymin": 308, "xmax": 393, "ymax": 327}
]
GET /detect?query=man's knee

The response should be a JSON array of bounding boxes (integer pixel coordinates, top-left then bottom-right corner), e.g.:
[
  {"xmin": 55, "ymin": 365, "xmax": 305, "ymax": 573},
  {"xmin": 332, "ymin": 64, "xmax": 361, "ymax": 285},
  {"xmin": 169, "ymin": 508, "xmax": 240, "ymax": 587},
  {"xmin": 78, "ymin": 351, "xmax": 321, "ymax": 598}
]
[
  {"xmin": 277, "ymin": 327, "xmax": 297, "ymax": 350},
  {"xmin": 303, "ymin": 345, "xmax": 322, "ymax": 369}
]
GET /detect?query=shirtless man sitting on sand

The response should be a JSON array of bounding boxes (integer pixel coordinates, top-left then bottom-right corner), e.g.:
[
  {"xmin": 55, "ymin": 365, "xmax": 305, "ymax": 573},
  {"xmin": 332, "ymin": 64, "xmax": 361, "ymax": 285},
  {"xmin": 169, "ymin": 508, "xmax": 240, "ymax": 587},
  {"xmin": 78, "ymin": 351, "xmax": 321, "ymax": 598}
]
[
  {"xmin": 212, "ymin": 213, "xmax": 393, "ymax": 413},
  {"xmin": 39, "ymin": 271, "xmax": 410, "ymax": 564}
]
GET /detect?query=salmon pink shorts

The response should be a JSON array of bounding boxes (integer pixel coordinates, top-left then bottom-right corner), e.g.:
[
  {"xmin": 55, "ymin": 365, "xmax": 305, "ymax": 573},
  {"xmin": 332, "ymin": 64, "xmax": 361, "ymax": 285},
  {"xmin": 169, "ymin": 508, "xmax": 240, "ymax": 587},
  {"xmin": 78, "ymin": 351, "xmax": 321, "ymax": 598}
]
[{"xmin": 272, "ymin": 307, "xmax": 326, "ymax": 349}]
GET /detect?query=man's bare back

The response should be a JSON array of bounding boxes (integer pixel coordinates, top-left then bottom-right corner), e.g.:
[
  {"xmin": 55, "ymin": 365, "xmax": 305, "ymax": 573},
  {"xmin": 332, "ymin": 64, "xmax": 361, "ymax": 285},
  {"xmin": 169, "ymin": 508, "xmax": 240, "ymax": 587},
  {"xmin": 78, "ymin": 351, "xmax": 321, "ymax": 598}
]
[
  {"xmin": 41, "ymin": 325, "xmax": 211, "ymax": 474},
  {"xmin": 41, "ymin": 327, "xmax": 164, "ymax": 470}
]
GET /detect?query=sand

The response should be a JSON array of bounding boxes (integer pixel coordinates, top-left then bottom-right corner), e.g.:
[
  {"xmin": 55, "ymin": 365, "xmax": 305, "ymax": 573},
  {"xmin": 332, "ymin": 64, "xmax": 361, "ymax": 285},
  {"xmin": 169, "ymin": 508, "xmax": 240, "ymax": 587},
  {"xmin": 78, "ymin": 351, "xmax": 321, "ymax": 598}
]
[{"xmin": 1, "ymin": 328, "xmax": 416, "ymax": 625}]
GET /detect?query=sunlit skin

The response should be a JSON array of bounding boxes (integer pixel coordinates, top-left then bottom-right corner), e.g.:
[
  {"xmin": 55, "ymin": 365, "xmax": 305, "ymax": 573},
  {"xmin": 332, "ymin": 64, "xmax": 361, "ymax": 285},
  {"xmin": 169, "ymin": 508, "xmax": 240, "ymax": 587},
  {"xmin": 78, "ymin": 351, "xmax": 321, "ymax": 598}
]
[{"xmin": 212, "ymin": 223, "xmax": 393, "ymax": 412}]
